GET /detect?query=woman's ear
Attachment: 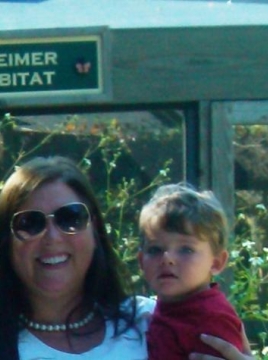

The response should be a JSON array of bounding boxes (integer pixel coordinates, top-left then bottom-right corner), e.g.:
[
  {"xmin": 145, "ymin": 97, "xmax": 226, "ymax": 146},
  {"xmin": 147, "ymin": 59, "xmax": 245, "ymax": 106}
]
[{"xmin": 211, "ymin": 250, "xmax": 229, "ymax": 276}]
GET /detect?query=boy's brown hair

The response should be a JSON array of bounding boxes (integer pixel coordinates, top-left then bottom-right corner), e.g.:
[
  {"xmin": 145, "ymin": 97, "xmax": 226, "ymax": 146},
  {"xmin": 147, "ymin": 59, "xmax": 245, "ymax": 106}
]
[{"xmin": 139, "ymin": 183, "xmax": 229, "ymax": 255}]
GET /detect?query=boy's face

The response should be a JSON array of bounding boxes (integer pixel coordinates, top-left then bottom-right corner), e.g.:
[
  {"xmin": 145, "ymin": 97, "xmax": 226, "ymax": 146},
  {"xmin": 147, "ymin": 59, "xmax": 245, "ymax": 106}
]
[{"xmin": 138, "ymin": 229, "xmax": 227, "ymax": 302}]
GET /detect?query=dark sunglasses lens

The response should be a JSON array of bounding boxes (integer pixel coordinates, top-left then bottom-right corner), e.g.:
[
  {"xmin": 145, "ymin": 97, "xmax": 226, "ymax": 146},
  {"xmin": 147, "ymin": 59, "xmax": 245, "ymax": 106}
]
[
  {"xmin": 12, "ymin": 211, "xmax": 46, "ymax": 240},
  {"xmin": 54, "ymin": 203, "xmax": 89, "ymax": 233}
]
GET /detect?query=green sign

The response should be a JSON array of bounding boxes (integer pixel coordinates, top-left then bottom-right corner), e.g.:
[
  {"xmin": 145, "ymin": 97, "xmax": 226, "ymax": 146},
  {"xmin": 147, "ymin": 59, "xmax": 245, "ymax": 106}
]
[{"xmin": 0, "ymin": 36, "xmax": 101, "ymax": 93}]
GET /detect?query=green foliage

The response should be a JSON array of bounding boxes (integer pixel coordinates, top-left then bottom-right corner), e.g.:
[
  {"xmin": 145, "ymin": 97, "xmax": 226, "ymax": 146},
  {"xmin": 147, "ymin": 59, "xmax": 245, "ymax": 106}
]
[
  {"xmin": 78, "ymin": 118, "xmax": 172, "ymax": 293},
  {"xmin": 227, "ymin": 202, "xmax": 268, "ymax": 359}
]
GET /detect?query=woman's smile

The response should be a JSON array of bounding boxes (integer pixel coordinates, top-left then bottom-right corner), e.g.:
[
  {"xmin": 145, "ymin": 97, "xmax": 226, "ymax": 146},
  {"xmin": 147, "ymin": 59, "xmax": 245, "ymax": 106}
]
[{"xmin": 37, "ymin": 253, "xmax": 70, "ymax": 266}]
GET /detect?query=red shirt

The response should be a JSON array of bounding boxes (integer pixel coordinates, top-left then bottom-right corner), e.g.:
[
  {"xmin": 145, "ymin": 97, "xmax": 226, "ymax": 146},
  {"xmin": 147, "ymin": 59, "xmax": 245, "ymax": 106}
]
[{"xmin": 147, "ymin": 283, "xmax": 243, "ymax": 360}]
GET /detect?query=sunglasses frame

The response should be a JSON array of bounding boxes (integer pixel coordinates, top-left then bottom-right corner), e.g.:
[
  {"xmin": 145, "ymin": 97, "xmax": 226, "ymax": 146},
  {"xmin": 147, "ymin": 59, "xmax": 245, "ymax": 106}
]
[{"xmin": 10, "ymin": 202, "xmax": 91, "ymax": 242}]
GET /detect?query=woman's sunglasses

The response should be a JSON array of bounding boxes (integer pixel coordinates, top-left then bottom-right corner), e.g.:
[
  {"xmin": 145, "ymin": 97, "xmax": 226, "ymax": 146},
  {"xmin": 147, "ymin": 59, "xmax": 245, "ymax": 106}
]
[{"xmin": 11, "ymin": 202, "xmax": 91, "ymax": 242}]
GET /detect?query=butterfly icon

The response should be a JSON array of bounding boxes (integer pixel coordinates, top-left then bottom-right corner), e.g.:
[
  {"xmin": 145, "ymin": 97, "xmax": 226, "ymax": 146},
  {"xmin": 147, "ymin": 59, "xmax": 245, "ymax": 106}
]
[{"xmin": 75, "ymin": 60, "xmax": 91, "ymax": 74}]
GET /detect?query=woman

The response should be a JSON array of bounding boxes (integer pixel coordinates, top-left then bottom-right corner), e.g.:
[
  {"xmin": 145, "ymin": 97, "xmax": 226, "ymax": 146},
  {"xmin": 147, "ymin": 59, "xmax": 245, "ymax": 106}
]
[{"xmin": 0, "ymin": 156, "xmax": 253, "ymax": 359}]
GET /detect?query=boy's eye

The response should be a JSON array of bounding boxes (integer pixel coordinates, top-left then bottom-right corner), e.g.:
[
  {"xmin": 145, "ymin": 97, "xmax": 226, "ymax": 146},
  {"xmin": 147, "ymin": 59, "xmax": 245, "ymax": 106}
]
[
  {"xmin": 145, "ymin": 246, "xmax": 163, "ymax": 256},
  {"xmin": 178, "ymin": 246, "xmax": 194, "ymax": 255}
]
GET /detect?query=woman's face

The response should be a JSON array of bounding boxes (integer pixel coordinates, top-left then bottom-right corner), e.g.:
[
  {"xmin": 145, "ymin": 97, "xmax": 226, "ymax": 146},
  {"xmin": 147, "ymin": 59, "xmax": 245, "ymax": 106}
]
[{"xmin": 11, "ymin": 180, "xmax": 96, "ymax": 304}]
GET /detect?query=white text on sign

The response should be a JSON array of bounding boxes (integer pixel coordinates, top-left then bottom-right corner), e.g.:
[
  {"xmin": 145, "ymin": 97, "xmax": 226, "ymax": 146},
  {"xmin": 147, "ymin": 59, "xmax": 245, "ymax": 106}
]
[{"xmin": 0, "ymin": 51, "xmax": 58, "ymax": 87}]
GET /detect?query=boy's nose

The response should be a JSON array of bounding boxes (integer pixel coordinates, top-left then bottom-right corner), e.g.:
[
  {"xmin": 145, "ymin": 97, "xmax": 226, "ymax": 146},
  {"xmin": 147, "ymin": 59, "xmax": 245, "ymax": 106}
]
[{"xmin": 162, "ymin": 250, "xmax": 176, "ymax": 265}]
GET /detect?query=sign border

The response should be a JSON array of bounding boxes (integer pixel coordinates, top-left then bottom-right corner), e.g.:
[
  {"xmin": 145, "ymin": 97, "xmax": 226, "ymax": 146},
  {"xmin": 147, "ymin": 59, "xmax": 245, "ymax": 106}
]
[{"xmin": 0, "ymin": 27, "xmax": 112, "ymax": 108}]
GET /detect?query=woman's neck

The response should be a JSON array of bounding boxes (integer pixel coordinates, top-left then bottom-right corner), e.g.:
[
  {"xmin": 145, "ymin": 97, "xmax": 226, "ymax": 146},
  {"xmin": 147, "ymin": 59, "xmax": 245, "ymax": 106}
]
[{"xmin": 26, "ymin": 292, "xmax": 85, "ymax": 323}]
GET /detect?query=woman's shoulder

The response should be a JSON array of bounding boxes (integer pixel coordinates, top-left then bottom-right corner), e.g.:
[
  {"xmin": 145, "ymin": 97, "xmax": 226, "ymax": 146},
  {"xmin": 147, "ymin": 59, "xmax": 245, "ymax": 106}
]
[
  {"xmin": 121, "ymin": 295, "xmax": 156, "ymax": 317},
  {"xmin": 135, "ymin": 295, "xmax": 156, "ymax": 315},
  {"xmin": 120, "ymin": 295, "xmax": 156, "ymax": 335}
]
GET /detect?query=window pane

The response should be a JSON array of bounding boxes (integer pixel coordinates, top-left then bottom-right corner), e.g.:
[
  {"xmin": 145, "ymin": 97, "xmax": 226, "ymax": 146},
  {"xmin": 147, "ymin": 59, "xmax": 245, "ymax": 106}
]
[{"xmin": 0, "ymin": 109, "xmax": 185, "ymax": 293}]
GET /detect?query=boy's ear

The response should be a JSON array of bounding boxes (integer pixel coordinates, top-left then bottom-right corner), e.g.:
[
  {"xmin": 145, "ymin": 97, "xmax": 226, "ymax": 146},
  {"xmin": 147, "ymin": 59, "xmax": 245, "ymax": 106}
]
[
  {"xmin": 211, "ymin": 250, "xmax": 229, "ymax": 276},
  {"xmin": 137, "ymin": 250, "xmax": 144, "ymax": 270}
]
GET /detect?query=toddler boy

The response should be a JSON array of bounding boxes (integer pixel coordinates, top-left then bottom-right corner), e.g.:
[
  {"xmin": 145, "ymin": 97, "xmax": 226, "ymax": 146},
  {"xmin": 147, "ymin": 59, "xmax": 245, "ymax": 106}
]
[{"xmin": 138, "ymin": 183, "xmax": 243, "ymax": 360}]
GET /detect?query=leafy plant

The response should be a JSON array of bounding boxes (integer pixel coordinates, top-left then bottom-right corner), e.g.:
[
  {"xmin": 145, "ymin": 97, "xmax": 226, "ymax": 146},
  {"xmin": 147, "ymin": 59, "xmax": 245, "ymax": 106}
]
[{"xmin": 226, "ymin": 201, "xmax": 268, "ymax": 359}]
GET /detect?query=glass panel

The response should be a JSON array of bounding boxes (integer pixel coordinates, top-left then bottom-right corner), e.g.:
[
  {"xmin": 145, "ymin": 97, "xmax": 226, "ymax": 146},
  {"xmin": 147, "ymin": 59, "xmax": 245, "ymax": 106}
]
[
  {"xmin": 0, "ymin": 110, "xmax": 185, "ymax": 293},
  {"xmin": 232, "ymin": 124, "xmax": 268, "ymax": 349}
]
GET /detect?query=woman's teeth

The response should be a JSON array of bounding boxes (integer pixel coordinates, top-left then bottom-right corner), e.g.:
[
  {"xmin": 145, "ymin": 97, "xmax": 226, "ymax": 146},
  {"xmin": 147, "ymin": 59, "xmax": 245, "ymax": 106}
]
[{"xmin": 40, "ymin": 255, "xmax": 68, "ymax": 265}]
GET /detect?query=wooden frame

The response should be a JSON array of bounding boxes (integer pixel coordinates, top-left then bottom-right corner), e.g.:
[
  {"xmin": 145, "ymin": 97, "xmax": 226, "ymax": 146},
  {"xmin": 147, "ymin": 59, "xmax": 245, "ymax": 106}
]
[{"xmin": 1, "ymin": 0, "xmax": 268, "ymax": 220}]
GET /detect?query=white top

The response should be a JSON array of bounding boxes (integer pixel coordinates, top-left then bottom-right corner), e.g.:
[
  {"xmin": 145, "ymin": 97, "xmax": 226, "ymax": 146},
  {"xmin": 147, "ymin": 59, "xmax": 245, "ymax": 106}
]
[{"xmin": 18, "ymin": 296, "xmax": 156, "ymax": 360}]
